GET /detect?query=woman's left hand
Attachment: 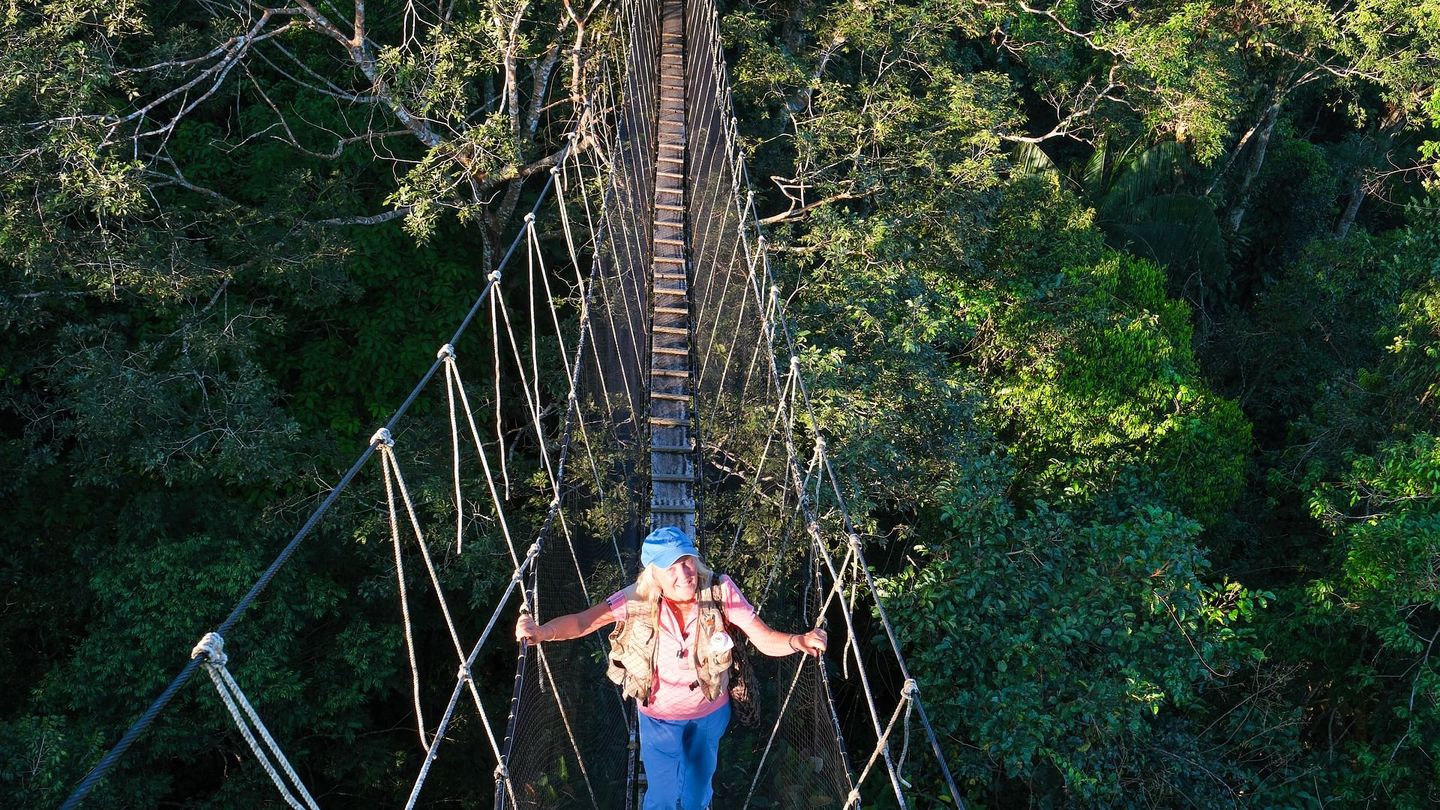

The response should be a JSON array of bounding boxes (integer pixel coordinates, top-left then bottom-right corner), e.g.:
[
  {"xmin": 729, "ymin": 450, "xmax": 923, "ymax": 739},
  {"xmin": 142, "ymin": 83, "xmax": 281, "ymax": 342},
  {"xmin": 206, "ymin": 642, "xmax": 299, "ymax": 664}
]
[{"xmin": 793, "ymin": 628, "xmax": 827, "ymax": 656}]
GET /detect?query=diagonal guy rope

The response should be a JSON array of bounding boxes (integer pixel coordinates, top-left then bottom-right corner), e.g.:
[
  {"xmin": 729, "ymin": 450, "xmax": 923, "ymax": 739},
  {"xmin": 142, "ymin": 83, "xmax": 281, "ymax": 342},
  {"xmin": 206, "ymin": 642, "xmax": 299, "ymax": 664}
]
[{"xmin": 190, "ymin": 633, "xmax": 321, "ymax": 810}]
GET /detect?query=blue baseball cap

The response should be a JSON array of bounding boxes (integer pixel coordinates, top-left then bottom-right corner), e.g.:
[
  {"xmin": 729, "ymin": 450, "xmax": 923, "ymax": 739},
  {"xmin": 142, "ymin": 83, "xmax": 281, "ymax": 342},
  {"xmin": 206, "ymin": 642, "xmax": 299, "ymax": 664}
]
[{"xmin": 641, "ymin": 526, "xmax": 701, "ymax": 569}]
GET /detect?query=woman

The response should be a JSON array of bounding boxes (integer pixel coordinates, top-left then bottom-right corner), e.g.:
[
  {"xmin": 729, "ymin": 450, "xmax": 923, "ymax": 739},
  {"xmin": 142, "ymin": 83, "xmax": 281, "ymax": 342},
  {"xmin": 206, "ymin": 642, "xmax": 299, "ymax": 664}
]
[{"xmin": 515, "ymin": 525, "xmax": 827, "ymax": 810}]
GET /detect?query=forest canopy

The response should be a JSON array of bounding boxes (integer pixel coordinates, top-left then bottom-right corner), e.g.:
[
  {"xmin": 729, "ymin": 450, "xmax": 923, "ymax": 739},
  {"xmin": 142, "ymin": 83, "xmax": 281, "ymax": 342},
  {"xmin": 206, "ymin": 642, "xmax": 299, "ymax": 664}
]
[{"xmin": 2, "ymin": 0, "xmax": 1438, "ymax": 806}]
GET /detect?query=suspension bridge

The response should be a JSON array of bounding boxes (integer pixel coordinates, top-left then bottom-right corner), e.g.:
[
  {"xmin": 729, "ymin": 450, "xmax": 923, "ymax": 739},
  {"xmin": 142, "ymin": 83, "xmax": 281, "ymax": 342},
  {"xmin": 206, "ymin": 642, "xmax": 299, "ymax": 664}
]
[{"xmin": 60, "ymin": 0, "xmax": 963, "ymax": 806}]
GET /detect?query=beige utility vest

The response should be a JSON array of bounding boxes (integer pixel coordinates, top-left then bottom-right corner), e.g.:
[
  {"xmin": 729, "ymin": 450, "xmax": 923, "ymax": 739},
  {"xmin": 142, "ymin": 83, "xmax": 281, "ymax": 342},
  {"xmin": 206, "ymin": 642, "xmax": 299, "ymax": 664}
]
[{"xmin": 606, "ymin": 573, "xmax": 733, "ymax": 704}]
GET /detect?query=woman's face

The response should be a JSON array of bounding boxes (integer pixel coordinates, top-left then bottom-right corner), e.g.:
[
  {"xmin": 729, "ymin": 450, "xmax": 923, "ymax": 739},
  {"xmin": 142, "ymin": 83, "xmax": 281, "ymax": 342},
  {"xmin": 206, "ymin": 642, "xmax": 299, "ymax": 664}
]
[{"xmin": 658, "ymin": 555, "xmax": 699, "ymax": 601}]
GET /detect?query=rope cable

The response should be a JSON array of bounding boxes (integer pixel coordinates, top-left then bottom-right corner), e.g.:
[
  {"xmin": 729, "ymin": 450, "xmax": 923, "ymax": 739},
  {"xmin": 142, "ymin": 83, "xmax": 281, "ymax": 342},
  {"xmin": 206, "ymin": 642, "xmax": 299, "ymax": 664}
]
[
  {"xmin": 378, "ymin": 439, "xmax": 432, "ymax": 753},
  {"xmin": 190, "ymin": 633, "xmax": 320, "ymax": 810}
]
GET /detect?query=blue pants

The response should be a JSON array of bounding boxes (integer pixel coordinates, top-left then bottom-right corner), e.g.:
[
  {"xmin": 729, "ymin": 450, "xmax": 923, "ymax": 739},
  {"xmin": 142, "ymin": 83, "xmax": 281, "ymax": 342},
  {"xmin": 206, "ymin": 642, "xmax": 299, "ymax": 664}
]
[{"xmin": 638, "ymin": 702, "xmax": 731, "ymax": 810}]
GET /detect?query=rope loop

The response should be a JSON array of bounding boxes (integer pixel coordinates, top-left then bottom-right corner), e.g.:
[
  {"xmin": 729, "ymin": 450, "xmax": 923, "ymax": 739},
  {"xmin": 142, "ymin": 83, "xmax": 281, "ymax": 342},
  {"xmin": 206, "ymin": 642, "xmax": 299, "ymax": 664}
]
[
  {"xmin": 790, "ymin": 355, "xmax": 801, "ymax": 372},
  {"xmin": 488, "ymin": 269, "xmax": 503, "ymax": 283},
  {"xmin": 815, "ymin": 436, "xmax": 827, "ymax": 453},
  {"xmin": 550, "ymin": 165, "xmax": 561, "ymax": 176},
  {"xmin": 524, "ymin": 212, "xmax": 537, "ymax": 224},
  {"xmin": 845, "ymin": 788, "xmax": 861, "ymax": 808},
  {"xmin": 371, "ymin": 427, "xmax": 394, "ymax": 449},
  {"xmin": 494, "ymin": 763, "xmax": 510, "ymax": 781},
  {"xmin": 902, "ymin": 678, "xmax": 919, "ymax": 699},
  {"xmin": 190, "ymin": 632, "xmax": 227, "ymax": 667},
  {"xmin": 437, "ymin": 343, "xmax": 455, "ymax": 360},
  {"xmin": 457, "ymin": 664, "xmax": 472, "ymax": 683}
]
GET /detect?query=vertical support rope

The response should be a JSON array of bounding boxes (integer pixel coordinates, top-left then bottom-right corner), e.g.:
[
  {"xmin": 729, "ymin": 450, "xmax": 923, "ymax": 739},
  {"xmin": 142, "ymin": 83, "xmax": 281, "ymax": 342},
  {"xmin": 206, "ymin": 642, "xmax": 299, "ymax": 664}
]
[{"xmin": 376, "ymin": 434, "xmax": 431, "ymax": 754}]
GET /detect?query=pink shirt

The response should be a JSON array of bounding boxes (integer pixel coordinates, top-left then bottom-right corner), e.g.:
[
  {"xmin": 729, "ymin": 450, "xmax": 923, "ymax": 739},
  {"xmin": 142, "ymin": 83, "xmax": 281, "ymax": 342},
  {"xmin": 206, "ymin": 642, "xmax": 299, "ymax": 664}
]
[{"xmin": 607, "ymin": 575, "xmax": 758, "ymax": 720}]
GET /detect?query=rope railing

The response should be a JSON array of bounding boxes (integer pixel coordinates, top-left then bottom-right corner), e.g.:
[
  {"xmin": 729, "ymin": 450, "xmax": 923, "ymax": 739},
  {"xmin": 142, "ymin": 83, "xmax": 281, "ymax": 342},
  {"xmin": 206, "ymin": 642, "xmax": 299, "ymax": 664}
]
[
  {"xmin": 681, "ymin": 0, "xmax": 969, "ymax": 802},
  {"xmin": 59, "ymin": 101, "xmax": 590, "ymax": 808}
]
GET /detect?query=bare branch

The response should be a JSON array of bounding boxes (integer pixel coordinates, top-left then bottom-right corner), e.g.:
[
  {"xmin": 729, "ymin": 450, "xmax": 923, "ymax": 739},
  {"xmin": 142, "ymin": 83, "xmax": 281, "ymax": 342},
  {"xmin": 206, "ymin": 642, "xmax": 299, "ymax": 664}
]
[
  {"xmin": 310, "ymin": 207, "xmax": 414, "ymax": 225},
  {"xmin": 759, "ymin": 191, "xmax": 862, "ymax": 225}
]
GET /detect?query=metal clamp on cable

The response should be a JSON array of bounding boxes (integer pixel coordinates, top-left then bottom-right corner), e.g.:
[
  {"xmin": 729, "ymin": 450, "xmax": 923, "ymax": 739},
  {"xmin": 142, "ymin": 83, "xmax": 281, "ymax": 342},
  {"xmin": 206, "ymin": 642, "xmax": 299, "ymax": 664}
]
[
  {"xmin": 371, "ymin": 427, "xmax": 394, "ymax": 449},
  {"xmin": 190, "ymin": 632, "xmax": 227, "ymax": 667}
]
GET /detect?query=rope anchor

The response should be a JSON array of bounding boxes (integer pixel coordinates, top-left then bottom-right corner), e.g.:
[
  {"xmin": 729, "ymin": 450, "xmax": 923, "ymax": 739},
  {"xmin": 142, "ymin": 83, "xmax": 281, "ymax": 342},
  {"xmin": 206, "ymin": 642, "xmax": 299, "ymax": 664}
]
[{"xmin": 190, "ymin": 632, "xmax": 227, "ymax": 667}]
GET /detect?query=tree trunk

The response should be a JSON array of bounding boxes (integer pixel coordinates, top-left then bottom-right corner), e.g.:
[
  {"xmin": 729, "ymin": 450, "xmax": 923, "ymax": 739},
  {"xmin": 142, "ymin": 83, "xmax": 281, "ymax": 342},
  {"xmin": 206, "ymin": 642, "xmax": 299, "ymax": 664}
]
[
  {"xmin": 1227, "ymin": 100, "xmax": 1280, "ymax": 233},
  {"xmin": 1334, "ymin": 176, "xmax": 1365, "ymax": 240},
  {"xmin": 1334, "ymin": 112, "xmax": 1404, "ymax": 239}
]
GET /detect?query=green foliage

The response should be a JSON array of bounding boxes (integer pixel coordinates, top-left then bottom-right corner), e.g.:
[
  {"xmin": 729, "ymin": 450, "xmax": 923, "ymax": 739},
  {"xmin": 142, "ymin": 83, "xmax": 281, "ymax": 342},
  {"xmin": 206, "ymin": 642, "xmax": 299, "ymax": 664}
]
[
  {"xmin": 980, "ymin": 176, "xmax": 1249, "ymax": 525},
  {"xmin": 881, "ymin": 484, "xmax": 1271, "ymax": 804},
  {"xmin": 1297, "ymin": 433, "xmax": 1440, "ymax": 807},
  {"xmin": 1, "ymin": 0, "xmax": 1438, "ymax": 804}
]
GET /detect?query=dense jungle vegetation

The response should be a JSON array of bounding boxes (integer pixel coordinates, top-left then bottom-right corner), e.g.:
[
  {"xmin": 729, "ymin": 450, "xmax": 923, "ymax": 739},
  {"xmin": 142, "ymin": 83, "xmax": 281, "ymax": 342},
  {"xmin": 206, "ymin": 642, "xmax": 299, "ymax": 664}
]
[{"xmin": 3, "ymin": 0, "xmax": 1438, "ymax": 805}]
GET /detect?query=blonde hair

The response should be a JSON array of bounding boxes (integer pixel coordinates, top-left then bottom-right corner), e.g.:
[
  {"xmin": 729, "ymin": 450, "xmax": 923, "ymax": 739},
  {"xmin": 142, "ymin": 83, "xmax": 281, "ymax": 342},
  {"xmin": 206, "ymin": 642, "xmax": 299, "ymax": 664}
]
[{"xmin": 634, "ymin": 556, "xmax": 713, "ymax": 603}]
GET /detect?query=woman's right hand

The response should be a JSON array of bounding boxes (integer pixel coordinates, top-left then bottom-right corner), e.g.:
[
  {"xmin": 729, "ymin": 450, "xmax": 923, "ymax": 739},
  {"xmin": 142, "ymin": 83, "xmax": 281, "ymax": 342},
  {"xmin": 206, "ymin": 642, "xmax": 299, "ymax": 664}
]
[{"xmin": 515, "ymin": 614, "xmax": 544, "ymax": 643}]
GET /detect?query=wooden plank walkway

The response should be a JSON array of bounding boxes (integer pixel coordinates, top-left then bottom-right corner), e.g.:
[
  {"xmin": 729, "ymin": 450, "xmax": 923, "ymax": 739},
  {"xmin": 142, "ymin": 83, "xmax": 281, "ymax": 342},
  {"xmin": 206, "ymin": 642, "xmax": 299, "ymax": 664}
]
[{"xmin": 648, "ymin": 0, "xmax": 696, "ymax": 536}]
